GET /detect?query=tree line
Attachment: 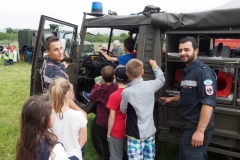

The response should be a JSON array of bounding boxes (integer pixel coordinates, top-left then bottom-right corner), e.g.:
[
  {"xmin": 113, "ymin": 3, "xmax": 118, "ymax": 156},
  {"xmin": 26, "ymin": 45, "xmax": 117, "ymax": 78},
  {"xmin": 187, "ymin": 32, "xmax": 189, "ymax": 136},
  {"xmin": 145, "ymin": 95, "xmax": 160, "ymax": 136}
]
[
  {"xmin": 85, "ymin": 33, "xmax": 129, "ymax": 43},
  {"xmin": 0, "ymin": 27, "xmax": 129, "ymax": 42},
  {"xmin": 0, "ymin": 28, "xmax": 18, "ymax": 41}
]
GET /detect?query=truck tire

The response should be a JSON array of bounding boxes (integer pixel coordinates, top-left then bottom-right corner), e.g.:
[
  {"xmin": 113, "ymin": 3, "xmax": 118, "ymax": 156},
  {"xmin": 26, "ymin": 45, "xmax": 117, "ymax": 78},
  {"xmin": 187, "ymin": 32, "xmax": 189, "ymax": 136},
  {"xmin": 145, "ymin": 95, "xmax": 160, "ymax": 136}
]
[{"xmin": 91, "ymin": 117, "xmax": 102, "ymax": 156}]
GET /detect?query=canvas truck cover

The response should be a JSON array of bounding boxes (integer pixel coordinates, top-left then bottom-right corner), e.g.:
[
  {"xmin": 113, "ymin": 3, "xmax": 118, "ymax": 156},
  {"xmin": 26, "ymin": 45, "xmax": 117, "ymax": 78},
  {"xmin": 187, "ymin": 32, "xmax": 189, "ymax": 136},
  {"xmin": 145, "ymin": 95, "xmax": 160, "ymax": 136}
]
[
  {"xmin": 151, "ymin": 8, "xmax": 240, "ymax": 29},
  {"xmin": 84, "ymin": 14, "xmax": 151, "ymax": 29},
  {"xmin": 85, "ymin": 8, "xmax": 240, "ymax": 30}
]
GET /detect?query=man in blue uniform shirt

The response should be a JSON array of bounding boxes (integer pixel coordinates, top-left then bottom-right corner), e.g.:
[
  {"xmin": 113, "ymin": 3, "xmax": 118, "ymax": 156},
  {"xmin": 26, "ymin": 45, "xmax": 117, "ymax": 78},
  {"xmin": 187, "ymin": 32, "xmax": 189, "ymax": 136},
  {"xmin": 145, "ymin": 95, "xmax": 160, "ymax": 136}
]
[{"xmin": 160, "ymin": 36, "xmax": 217, "ymax": 160}]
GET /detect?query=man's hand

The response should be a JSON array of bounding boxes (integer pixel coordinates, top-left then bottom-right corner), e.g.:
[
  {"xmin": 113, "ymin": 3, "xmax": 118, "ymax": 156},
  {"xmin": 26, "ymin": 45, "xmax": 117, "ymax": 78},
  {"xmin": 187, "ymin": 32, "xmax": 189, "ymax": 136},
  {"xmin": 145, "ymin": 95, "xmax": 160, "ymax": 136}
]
[
  {"xmin": 159, "ymin": 96, "xmax": 180, "ymax": 105},
  {"xmin": 62, "ymin": 61, "xmax": 69, "ymax": 68},
  {"xmin": 149, "ymin": 59, "xmax": 157, "ymax": 67},
  {"xmin": 159, "ymin": 97, "xmax": 172, "ymax": 105},
  {"xmin": 191, "ymin": 130, "xmax": 204, "ymax": 147}
]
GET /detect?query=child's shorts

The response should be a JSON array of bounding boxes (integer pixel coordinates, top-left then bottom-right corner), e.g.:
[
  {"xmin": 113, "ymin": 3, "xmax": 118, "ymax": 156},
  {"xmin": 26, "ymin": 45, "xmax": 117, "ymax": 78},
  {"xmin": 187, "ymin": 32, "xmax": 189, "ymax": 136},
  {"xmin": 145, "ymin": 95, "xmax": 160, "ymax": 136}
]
[
  {"xmin": 107, "ymin": 135, "xmax": 127, "ymax": 160},
  {"xmin": 127, "ymin": 134, "xmax": 155, "ymax": 160}
]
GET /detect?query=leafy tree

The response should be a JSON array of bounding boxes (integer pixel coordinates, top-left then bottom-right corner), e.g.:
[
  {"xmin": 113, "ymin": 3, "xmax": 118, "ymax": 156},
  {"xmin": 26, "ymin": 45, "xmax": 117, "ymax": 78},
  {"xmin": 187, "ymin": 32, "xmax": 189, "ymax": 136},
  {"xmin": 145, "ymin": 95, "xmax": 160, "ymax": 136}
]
[{"xmin": 6, "ymin": 27, "xmax": 14, "ymax": 34}]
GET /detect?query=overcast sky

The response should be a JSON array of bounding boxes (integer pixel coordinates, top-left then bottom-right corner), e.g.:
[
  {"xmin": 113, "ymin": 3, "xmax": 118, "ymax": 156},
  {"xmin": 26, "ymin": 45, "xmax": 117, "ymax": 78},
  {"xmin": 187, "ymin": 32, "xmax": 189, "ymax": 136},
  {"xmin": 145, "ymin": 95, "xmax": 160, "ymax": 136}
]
[{"xmin": 0, "ymin": 0, "xmax": 231, "ymax": 30}]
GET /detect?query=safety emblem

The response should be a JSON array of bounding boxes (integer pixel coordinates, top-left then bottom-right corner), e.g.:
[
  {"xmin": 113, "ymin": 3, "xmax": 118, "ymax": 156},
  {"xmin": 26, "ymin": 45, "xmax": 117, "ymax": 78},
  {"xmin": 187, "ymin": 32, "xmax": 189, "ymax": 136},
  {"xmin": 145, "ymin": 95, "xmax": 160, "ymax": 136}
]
[
  {"xmin": 205, "ymin": 85, "xmax": 214, "ymax": 95},
  {"xmin": 204, "ymin": 79, "xmax": 213, "ymax": 86}
]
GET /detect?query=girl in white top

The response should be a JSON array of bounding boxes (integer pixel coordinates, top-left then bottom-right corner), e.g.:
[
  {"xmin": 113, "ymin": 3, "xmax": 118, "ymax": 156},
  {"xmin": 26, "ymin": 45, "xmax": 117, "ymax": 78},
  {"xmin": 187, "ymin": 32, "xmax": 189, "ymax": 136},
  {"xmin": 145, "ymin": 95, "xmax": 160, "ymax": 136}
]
[
  {"xmin": 49, "ymin": 78, "xmax": 87, "ymax": 160},
  {"xmin": 16, "ymin": 95, "xmax": 69, "ymax": 160}
]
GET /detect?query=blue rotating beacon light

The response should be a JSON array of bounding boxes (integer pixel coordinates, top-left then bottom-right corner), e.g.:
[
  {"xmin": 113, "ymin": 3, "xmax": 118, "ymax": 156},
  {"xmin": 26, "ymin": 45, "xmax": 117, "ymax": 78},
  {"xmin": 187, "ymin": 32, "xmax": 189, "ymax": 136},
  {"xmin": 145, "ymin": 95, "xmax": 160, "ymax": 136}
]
[{"xmin": 91, "ymin": 2, "xmax": 103, "ymax": 13}]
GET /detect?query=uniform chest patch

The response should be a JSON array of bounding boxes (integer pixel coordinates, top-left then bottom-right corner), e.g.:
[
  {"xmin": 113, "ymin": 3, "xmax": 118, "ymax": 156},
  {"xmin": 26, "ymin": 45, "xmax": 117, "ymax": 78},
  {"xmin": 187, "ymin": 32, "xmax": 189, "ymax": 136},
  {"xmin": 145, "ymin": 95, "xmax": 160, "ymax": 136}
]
[
  {"xmin": 204, "ymin": 79, "xmax": 213, "ymax": 86},
  {"xmin": 205, "ymin": 85, "xmax": 214, "ymax": 95}
]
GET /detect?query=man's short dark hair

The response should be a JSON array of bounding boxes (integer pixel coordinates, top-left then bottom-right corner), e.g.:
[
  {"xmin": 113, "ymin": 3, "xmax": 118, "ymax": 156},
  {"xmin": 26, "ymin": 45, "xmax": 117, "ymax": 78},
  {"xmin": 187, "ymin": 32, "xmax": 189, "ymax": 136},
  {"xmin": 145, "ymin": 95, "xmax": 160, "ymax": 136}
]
[
  {"xmin": 179, "ymin": 36, "xmax": 199, "ymax": 50},
  {"xmin": 124, "ymin": 38, "xmax": 135, "ymax": 53},
  {"xmin": 45, "ymin": 36, "xmax": 60, "ymax": 50}
]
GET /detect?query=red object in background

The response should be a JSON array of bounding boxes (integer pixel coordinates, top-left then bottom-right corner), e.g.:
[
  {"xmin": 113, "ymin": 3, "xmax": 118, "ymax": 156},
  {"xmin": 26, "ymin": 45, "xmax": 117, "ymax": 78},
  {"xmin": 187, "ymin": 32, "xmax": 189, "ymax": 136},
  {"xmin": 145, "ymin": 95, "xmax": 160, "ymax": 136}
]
[
  {"xmin": 217, "ymin": 71, "xmax": 232, "ymax": 97},
  {"xmin": 173, "ymin": 69, "xmax": 183, "ymax": 87},
  {"xmin": 215, "ymin": 39, "xmax": 240, "ymax": 49},
  {"xmin": 132, "ymin": 50, "xmax": 137, "ymax": 55}
]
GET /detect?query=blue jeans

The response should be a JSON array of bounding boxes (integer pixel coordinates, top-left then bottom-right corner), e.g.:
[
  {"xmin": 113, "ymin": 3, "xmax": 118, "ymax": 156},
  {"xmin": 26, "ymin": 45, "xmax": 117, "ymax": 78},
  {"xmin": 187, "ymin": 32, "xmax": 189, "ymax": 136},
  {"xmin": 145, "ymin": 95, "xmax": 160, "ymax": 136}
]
[{"xmin": 178, "ymin": 126, "xmax": 214, "ymax": 160}]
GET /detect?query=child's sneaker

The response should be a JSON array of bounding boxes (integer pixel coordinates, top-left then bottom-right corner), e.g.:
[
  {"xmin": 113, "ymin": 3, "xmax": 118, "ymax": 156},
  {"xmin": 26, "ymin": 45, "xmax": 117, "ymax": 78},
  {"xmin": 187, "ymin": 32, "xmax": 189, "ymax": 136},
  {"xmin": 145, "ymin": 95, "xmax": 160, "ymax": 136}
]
[{"xmin": 82, "ymin": 91, "xmax": 90, "ymax": 102}]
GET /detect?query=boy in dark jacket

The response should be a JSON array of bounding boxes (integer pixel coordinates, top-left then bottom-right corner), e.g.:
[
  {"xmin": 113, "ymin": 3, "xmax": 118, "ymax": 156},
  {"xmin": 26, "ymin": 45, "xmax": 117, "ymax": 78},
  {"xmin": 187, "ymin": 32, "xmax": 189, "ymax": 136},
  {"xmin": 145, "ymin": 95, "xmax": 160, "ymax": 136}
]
[{"xmin": 90, "ymin": 65, "xmax": 118, "ymax": 160}]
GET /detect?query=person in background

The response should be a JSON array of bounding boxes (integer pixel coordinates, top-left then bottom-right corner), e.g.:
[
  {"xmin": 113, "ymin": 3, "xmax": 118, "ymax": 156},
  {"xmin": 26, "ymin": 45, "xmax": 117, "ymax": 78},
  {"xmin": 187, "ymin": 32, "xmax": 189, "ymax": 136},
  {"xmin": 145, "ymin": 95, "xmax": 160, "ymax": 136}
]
[
  {"xmin": 12, "ymin": 45, "xmax": 18, "ymax": 63},
  {"xmin": 49, "ymin": 78, "xmax": 87, "ymax": 160},
  {"xmin": 20, "ymin": 44, "xmax": 28, "ymax": 60},
  {"xmin": 32, "ymin": 32, "xmax": 37, "ymax": 49},
  {"xmin": 120, "ymin": 59, "xmax": 165, "ymax": 159},
  {"xmin": 3, "ymin": 49, "xmax": 9, "ymax": 66},
  {"xmin": 101, "ymin": 44, "xmax": 108, "ymax": 52},
  {"xmin": 8, "ymin": 49, "xmax": 14, "ymax": 65},
  {"xmin": 107, "ymin": 65, "xmax": 129, "ymax": 160},
  {"xmin": 7, "ymin": 42, "xmax": 13, "ymax": 52},
  {"xmin": 159, "ymin": 36, "xmax": 216, "ymax": 160},
  {"xmin": 16, "ymin": 95, "xmax": 69, "ymax": 160},
  {"xmin": 111, "ymin": 40, "xmax": 124, "ymax": 56},
  {"xmin": 26, "ymin": 46, "xmax": 34, "ymax": 64},
  {"xmin": 0, "ymin": 43, "xmax": 4, "ymax": 63}
]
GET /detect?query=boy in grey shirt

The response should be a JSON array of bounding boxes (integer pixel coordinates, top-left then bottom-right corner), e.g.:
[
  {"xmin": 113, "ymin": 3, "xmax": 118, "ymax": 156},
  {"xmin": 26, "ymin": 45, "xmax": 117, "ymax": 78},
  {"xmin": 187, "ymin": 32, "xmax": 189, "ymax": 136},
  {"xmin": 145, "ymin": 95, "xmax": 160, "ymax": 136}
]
[{"xmin": 120, "ymin": 59, "xmax": 165, "ymax": 159}]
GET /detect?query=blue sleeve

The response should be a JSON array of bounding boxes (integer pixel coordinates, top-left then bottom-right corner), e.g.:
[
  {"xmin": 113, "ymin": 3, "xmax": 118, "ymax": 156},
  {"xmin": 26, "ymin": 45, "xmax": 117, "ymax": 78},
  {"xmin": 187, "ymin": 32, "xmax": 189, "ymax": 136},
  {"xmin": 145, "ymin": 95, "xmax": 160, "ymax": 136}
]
[
  {"xmin": 117, "ymin": 55, "xmax": 126, "ymax": 65},
  {"xmin": 117, "ymin": 54, "xmax": 135, "ymax": 65},
  {"xmin": 198, "ymin": 70, "xmax": 217, "ymax": 107}
]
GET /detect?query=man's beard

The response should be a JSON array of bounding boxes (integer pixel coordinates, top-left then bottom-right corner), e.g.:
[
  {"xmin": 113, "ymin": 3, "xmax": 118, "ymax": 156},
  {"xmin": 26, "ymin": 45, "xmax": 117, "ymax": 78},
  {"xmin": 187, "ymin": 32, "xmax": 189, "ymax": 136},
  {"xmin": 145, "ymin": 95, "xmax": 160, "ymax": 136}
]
[{"xmin": 180, "ymin": 52, "xmax": 195, "ymax": 65}]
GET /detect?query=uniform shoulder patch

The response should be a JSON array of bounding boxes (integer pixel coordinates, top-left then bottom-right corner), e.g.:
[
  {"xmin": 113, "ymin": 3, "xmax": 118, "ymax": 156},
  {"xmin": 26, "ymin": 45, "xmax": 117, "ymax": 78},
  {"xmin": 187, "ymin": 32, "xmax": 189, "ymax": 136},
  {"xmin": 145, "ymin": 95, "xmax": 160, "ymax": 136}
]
[
  {"xmin": 205, "ymin": 85, "xmax": 214, "ymax": 95},
  {"xmin": 204, "ymin": 79, "xmax": 213, "ymax": 86}
]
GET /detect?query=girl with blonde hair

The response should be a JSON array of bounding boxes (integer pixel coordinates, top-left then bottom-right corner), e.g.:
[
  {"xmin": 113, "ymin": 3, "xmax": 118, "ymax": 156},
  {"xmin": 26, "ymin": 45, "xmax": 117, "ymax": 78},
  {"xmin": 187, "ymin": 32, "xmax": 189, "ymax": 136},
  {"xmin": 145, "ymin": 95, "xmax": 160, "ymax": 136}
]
[{"xmin": 49, "ymin": 78, "xmax": 87, "ymax": 160}]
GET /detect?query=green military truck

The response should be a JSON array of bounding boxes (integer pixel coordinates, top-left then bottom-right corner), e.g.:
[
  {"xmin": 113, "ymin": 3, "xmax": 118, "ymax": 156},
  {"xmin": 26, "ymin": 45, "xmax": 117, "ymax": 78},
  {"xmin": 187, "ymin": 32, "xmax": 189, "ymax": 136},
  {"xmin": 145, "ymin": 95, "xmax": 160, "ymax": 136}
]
[
  {"xmin": 31, "ymin": 5, "xmax": 240, "ymax": 159},
  {"xmin": 18, "ymin": 29, "xmax": 37, "ymax": 61}
]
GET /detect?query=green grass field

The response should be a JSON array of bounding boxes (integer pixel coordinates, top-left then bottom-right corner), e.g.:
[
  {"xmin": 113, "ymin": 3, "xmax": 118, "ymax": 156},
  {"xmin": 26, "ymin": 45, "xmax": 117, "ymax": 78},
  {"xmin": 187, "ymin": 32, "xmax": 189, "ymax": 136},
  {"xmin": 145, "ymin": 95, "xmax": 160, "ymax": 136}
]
[{"xmin": 0, "ymin": 58, "xmax": 233, "ymax": 160}]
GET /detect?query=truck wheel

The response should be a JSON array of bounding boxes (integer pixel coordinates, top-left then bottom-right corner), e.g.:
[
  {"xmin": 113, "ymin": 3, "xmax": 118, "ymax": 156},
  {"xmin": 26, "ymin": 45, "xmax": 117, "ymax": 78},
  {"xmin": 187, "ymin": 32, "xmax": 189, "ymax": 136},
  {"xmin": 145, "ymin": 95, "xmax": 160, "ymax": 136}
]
[{"xmin": 91, "ymin": 117, "xmax": 102, "ymax": 156}]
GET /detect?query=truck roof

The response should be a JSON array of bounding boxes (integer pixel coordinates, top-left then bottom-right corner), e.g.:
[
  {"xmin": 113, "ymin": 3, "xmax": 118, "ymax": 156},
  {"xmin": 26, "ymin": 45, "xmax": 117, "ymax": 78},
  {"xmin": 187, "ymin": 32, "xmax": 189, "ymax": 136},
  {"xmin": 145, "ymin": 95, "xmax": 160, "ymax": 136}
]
[{"xmin": 85, "ymin": 8, "xmax": 240, "ymax": 30}]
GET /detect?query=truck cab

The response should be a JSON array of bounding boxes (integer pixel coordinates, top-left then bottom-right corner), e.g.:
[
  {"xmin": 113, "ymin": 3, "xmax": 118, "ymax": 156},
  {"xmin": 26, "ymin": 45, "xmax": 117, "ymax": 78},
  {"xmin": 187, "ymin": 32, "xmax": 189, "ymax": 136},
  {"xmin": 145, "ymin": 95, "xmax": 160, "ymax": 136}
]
[{"xmin": 31, "ymin": 5, "xmax": 240, "ymax": 159}]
